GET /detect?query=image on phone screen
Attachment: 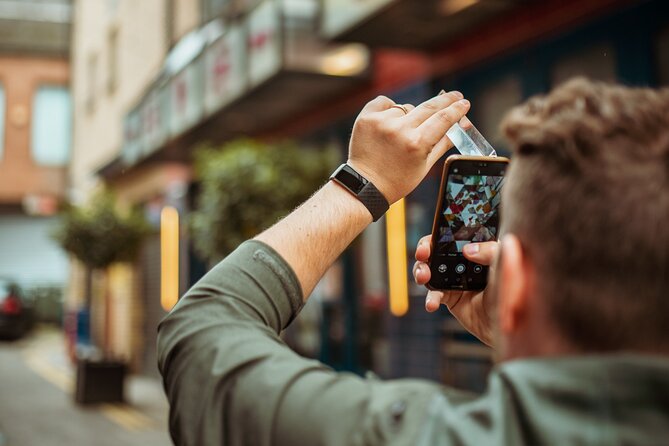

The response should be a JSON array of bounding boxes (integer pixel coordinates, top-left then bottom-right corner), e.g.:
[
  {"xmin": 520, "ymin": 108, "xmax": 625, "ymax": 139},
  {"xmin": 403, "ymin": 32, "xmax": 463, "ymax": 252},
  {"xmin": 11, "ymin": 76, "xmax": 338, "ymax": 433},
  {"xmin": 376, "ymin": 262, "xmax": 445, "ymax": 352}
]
[{"xmin": 429, "ymin": 159, "xmax": 506, "ymax": 290}]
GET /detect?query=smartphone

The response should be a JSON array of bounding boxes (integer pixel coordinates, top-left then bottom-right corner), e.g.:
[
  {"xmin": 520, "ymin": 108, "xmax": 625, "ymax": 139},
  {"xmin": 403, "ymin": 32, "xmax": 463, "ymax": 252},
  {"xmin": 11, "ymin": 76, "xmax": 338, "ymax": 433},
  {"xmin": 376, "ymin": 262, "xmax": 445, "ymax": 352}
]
[{"xmin": 427, "ymin": 155, "xmax": 509, "ymax": 291}]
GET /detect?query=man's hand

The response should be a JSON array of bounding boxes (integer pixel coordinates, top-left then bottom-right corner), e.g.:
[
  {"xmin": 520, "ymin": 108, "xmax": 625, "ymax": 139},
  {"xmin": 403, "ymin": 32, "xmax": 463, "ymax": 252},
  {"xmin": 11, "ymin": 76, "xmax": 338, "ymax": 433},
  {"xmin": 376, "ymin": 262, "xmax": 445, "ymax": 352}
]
[
  {"xmin": 413, "ymin": 235, "xmax": 498, "ymax": 346},
  {"xmin": 347, "ymin": 92, "xmax": 470, "ymax": 204}
]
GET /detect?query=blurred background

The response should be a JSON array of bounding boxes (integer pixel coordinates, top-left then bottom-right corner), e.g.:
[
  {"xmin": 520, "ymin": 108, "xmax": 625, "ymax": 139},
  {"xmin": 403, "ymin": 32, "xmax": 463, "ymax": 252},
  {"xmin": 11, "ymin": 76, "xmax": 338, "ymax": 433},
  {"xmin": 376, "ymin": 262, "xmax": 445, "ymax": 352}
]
[{"xmin": 0, "ymin": 0, "xmax": 667, "ymax": 444}]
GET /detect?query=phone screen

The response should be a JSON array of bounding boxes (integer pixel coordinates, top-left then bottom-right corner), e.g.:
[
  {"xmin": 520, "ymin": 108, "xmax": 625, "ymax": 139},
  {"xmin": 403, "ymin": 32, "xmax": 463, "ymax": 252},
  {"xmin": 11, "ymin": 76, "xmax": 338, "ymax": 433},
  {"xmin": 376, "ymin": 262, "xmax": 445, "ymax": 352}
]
[{"xmin": 429, "ymin": 159, "xmax": 506, "ymax": 290}]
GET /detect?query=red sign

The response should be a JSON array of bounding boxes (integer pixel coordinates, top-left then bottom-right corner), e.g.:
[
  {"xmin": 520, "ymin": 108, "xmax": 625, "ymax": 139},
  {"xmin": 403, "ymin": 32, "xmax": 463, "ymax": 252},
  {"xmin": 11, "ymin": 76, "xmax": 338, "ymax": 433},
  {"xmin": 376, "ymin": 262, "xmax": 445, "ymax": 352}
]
[{"xmin": 205, "ymin": 25, "xmax": 246, "ymax": 114}]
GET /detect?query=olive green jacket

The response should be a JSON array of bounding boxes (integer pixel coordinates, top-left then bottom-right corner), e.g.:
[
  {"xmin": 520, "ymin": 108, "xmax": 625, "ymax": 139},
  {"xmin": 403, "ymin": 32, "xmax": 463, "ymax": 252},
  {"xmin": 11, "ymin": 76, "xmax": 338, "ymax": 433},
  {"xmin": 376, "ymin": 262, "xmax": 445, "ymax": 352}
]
[{"xmin": 157, "ymin": 240, "xmax": 669, "ymax": 445}]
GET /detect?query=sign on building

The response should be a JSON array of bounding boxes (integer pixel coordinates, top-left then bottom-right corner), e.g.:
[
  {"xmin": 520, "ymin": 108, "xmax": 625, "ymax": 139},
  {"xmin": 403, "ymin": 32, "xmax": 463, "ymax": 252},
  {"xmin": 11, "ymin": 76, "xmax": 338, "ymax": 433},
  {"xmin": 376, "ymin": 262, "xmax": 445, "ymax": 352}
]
[
  {"xmin": 204, "ymin": 25, "xmax": 247, "ymax": 116},
  {"xmin": 248, "ymin": 0, "xmax": 282, "ymax": 87},
  {"xmin": 169, "ymin": 57, "xmax": 205, "ymax": 136}
]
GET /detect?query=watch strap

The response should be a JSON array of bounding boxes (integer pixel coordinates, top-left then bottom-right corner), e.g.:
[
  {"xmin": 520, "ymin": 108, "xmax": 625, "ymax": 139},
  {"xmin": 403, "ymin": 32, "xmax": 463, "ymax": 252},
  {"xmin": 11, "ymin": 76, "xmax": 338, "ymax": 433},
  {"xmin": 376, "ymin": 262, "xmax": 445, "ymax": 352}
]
[
  {"xmin": 330, "ymin": 163, "xmax": 389, "ymax": 222},
  {"xmin": 358, "ymin": 181, "xmax": 389, "ymax": 222}
]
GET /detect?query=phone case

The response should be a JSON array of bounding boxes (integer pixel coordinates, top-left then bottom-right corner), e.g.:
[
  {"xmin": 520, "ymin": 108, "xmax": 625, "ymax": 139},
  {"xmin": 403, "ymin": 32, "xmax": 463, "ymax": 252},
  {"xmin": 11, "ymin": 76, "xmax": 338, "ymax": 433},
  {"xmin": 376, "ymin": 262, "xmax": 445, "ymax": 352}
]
[{"xmin": 427, "ymin": 155, "xmax": 509, "ymax": 291}]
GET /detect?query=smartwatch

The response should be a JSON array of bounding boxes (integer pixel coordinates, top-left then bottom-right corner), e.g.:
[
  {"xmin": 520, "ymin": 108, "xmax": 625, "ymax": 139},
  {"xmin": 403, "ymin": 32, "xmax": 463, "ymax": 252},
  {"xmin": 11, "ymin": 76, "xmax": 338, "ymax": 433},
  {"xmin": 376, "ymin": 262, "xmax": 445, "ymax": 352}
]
[{"xmin": 329, "ymin": 163, "xmax": 389, "ymax": 222}]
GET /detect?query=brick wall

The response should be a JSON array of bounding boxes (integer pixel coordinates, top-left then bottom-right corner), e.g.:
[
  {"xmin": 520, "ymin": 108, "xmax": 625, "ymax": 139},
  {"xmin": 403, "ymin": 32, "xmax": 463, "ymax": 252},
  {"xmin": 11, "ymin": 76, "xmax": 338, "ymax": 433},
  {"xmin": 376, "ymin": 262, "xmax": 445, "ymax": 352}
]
[{"xmin": 0, "ymin": 55, "xmax": 69, "ymax": 205}]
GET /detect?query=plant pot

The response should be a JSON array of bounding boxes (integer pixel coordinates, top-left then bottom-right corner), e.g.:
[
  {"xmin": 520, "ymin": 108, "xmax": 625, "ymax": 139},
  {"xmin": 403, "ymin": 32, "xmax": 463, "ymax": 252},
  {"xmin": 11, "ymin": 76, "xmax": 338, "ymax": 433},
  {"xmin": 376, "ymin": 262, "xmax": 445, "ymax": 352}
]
[{"xmin": 74, "ymin": 359, "xmax": 126, "ymax": 404}]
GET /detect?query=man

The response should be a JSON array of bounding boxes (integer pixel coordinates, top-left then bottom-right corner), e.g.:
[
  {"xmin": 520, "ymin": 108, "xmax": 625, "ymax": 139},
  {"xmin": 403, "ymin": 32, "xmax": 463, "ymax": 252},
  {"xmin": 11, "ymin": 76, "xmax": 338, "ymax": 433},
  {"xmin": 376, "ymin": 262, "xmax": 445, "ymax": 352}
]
[{"xmin": 157, "ymin": 79, "xmax": 669, "ymax": 445}]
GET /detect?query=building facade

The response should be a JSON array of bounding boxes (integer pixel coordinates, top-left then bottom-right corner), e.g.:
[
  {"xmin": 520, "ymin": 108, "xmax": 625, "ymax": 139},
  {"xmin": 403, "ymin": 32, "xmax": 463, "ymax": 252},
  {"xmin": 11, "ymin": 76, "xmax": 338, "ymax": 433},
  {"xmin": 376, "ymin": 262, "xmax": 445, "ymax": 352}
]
[
  {"xmin": 69, "ymin": 0, "xmax": 172, "ymax": 197},
  {"xmin": 69, "ymin": 0, "xmax": 203, "ymax": 374},
  {"xmin": 0, "ymin": 0, "xmax": 72, "ymax": 310}
]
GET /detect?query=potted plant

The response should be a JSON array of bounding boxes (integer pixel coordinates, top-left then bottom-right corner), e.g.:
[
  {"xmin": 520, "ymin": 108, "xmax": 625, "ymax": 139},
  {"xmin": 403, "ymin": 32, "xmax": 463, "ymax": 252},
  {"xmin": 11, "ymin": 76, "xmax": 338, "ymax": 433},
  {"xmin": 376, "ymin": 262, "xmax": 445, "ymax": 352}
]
[{"xmin": 53, "ymin": 191, "xmax": 149, "ymax": 404}]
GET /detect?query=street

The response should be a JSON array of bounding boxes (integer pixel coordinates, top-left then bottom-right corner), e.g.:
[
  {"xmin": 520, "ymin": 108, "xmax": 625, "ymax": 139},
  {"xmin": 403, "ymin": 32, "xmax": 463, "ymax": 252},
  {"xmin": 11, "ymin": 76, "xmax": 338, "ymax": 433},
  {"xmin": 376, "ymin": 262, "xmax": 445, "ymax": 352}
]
[{"xmin": 0, "ymin": 329, "xmax": 171, "ymax": 446}]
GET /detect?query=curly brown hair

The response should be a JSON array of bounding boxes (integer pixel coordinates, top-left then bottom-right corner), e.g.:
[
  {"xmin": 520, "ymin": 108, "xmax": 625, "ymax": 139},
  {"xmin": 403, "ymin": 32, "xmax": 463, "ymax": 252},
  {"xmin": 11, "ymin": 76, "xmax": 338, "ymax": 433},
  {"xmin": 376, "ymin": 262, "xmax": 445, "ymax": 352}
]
[{"xmin": 501, "ymin": 78, "xmax": 669, "ymax": 352}]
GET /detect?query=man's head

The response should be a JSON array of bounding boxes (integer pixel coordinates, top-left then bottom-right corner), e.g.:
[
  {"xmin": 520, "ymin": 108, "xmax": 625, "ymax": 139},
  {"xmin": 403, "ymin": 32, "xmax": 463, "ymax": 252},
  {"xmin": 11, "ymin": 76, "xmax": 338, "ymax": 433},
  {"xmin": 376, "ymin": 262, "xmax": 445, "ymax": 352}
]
[{"xmin": 495, "ymin": 78, "xmax": 669, "ymax": 359}]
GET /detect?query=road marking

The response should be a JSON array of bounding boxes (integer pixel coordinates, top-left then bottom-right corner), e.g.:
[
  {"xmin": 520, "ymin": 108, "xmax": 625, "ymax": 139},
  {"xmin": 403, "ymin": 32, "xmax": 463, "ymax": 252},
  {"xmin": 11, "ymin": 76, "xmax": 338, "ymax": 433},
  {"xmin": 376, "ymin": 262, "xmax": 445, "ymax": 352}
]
[
  {"xmin": 100, "ymin": 404, "xmax": 156, "ymax": 431},
  {"xmin": 23, "ymin": 351, "xmax": 73, "ymax": 392},
  {"xmin": 22, "ymin": 349, "xmax": 157, "ymax": 432}
]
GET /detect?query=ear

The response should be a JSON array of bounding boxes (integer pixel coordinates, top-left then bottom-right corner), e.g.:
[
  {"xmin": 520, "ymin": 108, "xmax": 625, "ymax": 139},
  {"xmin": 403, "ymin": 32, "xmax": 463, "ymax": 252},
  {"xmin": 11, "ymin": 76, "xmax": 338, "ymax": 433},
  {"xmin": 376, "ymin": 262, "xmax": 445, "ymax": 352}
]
[{"xmin": 498, "ymin": 234, "xmax": 531, "ymax": 335}]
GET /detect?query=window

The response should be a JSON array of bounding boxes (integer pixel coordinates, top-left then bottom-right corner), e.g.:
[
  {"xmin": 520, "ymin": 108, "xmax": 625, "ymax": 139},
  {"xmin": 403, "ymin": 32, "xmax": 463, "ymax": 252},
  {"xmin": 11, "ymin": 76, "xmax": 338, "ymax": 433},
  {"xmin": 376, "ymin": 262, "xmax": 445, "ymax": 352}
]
[
  {"xmin": 31, "ymin": 86, "xmax": 72, "ymax": 166},
  {"xmin": 552, "ymin": 43, "xmax": 617, "ymax": 87},
  {"xmin": 656, "ymin": 27, "xmax": 669, "ymax": 85},
  {"xmin": 474, "ymin": 75, "xmax": 523, "ymax": 153},
  {"xmin": 107, "ymin": 27, "xmax": 119, "ymax": 94},
  {"xmin": 0, "ymin": 83, "xmax": 5, "ymax": 160}
]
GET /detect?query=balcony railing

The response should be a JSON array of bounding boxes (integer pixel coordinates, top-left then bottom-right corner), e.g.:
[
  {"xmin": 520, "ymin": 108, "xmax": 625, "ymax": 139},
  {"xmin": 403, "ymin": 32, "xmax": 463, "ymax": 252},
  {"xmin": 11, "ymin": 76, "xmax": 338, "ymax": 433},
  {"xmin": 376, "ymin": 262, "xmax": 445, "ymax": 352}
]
[{"xmin": 121, "ymin": 0, "xmax": 370, "ymax": 168}]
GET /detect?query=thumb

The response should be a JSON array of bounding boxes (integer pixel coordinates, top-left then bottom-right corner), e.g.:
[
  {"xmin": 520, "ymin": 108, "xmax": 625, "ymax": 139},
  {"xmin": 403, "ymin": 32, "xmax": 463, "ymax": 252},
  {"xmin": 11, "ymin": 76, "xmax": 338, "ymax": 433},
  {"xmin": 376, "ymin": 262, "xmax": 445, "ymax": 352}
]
[{"xmin": 463, "ymin": 241, "xmax": 499, "ymax": 266}]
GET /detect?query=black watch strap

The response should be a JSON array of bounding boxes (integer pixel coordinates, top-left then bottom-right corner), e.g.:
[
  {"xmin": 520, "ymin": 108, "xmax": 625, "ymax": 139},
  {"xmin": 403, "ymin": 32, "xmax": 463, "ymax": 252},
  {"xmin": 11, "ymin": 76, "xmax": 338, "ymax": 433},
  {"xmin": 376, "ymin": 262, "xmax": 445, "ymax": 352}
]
[{"xmin": 329, "ymin": 164, "xmax": 389, "ymax": 222}]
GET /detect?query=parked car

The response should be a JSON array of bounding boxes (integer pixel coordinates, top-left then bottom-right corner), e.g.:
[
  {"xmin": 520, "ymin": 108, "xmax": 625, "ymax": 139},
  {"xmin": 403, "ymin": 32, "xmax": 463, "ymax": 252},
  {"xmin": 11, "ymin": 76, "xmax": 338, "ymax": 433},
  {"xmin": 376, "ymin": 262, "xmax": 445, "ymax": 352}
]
[{"xmin": 0, "ymin": 279, "xmax": 34, "ymax": 339}]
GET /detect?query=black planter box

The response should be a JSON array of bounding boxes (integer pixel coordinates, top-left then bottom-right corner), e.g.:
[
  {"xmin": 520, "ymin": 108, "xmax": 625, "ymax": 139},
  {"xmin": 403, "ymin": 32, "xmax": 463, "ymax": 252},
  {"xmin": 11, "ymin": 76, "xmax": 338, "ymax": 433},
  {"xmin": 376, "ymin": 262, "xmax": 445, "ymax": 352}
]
[{"xmin": 75, "ymin": 360, "xmax": 126, "ymax": 404}]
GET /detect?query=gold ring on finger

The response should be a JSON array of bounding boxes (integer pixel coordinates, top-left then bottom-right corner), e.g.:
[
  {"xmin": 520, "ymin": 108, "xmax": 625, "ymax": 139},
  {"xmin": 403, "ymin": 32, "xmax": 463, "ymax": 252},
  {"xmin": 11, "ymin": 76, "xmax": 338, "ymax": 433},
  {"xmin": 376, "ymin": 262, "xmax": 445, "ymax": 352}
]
[{"xmin": 391, "ymin": 104, "xmax": 409, "ymax": 115}]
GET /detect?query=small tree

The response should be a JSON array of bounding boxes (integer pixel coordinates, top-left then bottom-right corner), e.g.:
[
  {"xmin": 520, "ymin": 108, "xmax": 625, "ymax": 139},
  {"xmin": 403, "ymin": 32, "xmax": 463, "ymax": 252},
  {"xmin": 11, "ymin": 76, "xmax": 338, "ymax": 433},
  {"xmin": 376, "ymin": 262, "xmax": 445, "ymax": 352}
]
[
  {"xmin": 190, "ymin": 139, "xmax": 338, "ymax": 262},
  {"xmin": 53, "ymin": 192, "xmax": 150, "ymax": 309}
]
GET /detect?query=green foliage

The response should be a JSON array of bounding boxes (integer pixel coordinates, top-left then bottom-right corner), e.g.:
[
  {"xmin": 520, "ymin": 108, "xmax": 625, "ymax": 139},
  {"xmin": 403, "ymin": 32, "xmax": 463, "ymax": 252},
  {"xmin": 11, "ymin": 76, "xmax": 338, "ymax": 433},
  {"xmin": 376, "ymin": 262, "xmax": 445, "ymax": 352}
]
[
  {"xmin": 53, "ymin": 192, "xmax": 150, "ymax": 269},
  {"xmin": 190, "ymin": 139, "xmax": 339, "ymax": 262}
]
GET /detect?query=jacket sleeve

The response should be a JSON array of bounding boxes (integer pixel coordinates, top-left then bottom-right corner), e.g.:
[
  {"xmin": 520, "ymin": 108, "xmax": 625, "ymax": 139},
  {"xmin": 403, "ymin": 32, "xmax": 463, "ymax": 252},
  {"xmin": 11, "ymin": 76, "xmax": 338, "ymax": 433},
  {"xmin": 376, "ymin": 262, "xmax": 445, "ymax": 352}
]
[{"xmin": 157, "ymin": 240, "xmax": 442, "ymax": 446}]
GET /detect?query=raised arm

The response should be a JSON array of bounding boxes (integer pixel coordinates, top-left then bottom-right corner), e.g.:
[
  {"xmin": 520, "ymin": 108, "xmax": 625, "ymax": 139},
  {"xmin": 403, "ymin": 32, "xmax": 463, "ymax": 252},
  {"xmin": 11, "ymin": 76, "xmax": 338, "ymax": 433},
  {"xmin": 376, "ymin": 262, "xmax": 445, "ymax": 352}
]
[
  {"xmin": 157, "ymin": 92, "xmax": 470, "ymax": 446},
  {"xmin": 257, "ymin": 92, "xmax": 470, "ymax": 298}
]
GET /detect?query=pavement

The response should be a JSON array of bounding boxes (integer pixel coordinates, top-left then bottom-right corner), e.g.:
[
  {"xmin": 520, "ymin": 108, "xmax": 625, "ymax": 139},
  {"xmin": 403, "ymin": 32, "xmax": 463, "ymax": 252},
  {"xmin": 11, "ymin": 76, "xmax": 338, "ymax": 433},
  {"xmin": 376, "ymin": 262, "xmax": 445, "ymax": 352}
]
[{"xmin": 0, "ymin": 327, "xmax": 171, "ymax": 446}]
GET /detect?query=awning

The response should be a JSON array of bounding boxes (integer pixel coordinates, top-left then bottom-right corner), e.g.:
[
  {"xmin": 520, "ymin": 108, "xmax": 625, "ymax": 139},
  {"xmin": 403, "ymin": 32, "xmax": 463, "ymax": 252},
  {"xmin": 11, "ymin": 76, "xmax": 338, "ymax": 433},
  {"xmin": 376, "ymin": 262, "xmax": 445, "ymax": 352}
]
[{"xmin": 322, "ymin": 0, "xmax": 540, "ymax": 50}]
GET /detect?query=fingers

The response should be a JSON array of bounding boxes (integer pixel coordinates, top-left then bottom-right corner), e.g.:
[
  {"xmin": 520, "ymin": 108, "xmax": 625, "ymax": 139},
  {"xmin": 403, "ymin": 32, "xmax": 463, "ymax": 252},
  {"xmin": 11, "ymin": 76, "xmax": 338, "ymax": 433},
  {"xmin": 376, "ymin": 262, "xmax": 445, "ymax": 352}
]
[
  {"xmin": 415, "ymin": 235, "xmax": 432, "ymax": 262},
  {"xmin": 459, "ymin": 115, "xmax": 473, "ymax": 130},
  {"xmin": 361, "ymin": 96, "xmax": 417, "ymax": 117},
  {"xmin": 418, "ymin": 99, "xmax": 470, "ymax": 150},
  {"xmin": 413, "ymin": 235, "xmax": 432, "ymax": 287},
  {"xmin": 409, "ymin": 91, "xmax": 463, "ymax": 125},
  {"xmin": 425, "ymin": 291, "xmax": 443, "ymax": 312},
  {"xmin": 384, "ymin": 103, "xmax": 415, "ymax": 117},
  {"xmin": 426, "ymin": 132, "xmax": 454, "ymax": 166},
  {"xmin": 361, "ymin": 95, "xmax": 395, "ymax": 114},
  {"xmin": 413, "ymin": 260, "xmax": 431, "ymax": 285},
  {"xmin": 425, "ymin": 290, "xmax": 468, "ymax": 313},
  {"xmin": 463, "ymin": 241, "xmax": 499, "ymax": 266}
]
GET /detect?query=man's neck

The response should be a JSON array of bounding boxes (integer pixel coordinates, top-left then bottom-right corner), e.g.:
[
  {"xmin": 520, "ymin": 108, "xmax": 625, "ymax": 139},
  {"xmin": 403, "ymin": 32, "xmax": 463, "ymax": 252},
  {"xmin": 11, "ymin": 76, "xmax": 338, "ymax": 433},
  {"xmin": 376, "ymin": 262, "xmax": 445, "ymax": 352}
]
[{"xmin": 499, "ymin": 325, "xmax": 579, "ymax": 362}]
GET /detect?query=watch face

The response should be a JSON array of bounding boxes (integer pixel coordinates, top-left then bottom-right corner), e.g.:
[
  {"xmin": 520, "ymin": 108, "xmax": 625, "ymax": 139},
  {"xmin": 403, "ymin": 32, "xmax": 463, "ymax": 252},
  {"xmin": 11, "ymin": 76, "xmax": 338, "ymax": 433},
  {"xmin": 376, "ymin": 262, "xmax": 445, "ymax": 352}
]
[
  {"xmin": 330, "ymin": 163, "xmax": 389, "ymax": 222},
  {"xmin": 335, "ymin": 165, "xmax": 366, "ymax": 194}
]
